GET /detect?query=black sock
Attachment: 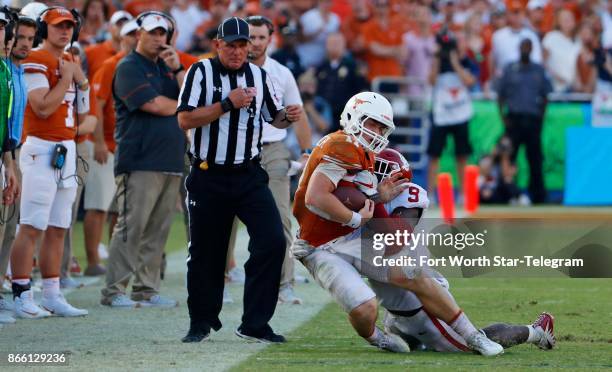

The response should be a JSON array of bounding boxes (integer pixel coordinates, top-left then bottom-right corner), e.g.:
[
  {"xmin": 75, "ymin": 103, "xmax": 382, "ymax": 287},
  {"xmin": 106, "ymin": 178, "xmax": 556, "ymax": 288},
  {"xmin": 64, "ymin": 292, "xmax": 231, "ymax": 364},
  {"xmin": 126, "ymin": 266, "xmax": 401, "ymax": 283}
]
[{"xmin": 12, "ymin": 282, "xmax": 31, "ymax": 300}]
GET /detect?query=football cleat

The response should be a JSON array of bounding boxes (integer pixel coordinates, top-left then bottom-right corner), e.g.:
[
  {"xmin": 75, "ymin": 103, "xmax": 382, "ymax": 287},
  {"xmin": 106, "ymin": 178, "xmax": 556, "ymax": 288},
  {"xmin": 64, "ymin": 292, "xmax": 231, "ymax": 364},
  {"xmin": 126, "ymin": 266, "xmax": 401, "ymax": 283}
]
[
  {"xmin": 374, "ymin": 332, "xmax": 411, "ymax": 353},
  {"xmin": 532, "ymin": 312, "xmax": 555, "ymax": 350},
  {"xmin": 14, "ymin": 290, "xmax": 51, "ymax": 319},
  {"xmin": 41, "ymin": 293, "xmax": 88, "ymax": 317},
  {"xmin": 60, "ymin": 276, "xmax": 84, "ymax": 289},
  {"xmin": 278, "ymin": 285, "xmax": 302, "ymax": 305},
  {"xmin": 465, "ymin": 331, "xmax": 504, "ymax": 356},
  {"xmin": 102, "ymin": 294, "xmax": 141, "ymax": 308},
  {"xmin": 227, "ymin": 267, "xmax": 245, "ymax": 284},
  {"xmin": 138, "ymin": 295, "xmax": 178, "ymax": 308},
  {"xmin": 0, "ymin": 296, "xmax": 15, "ymax": 312},
  {"xmin": 0, "ymin": 312, "xmax": 16, "ymax": 324},
  {"xmin": 223, "ymin": 288, "xmax": 234, "ymax": 304}
]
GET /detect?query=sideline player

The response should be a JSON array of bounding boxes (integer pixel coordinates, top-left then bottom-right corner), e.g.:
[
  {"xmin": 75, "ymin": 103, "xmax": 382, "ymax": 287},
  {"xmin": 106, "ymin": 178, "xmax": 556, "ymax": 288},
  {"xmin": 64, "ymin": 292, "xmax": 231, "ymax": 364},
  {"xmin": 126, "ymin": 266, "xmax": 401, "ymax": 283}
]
[
  {"xmin": 369, "ymin": 149, "xmax": 556, "ymax": 352},
  {"xmin": 10, "ymin": 7, "xmax": 90, "ymax": 318},
  {"xmin": 292, "ymin": 92, "xmax": 503, "ymax": 355}
]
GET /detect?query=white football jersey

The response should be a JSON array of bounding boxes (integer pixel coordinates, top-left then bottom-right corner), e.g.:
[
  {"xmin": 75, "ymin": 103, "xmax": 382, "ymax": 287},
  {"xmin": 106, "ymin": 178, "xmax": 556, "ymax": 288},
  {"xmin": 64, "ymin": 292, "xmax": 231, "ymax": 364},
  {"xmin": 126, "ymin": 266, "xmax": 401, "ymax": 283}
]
[{"xmin": 384, "ymin": 183, "xmax": 429, "ymax": 215}]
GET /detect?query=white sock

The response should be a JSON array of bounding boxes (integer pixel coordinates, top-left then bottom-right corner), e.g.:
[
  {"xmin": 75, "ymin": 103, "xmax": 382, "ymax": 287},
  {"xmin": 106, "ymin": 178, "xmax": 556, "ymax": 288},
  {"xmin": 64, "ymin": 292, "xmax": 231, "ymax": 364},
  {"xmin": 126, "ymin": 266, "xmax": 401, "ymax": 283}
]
[
  {"xmin": 42, "ymin": 277, "xmax": 60, "ymax": 300},
  {"xmin": 366, "ymin": 327, "xmax": 385, "ymax": 345},
  {"xmin": 526, "ymin": 325, "xmax": 538, "ymax": 343},
  {"xmin": 12, "ymin": 278, "xmax": 30, "ymax": 286},
  {"xmin": 450, "ymin": 311, "xmax": 479, "ymax": 338}
]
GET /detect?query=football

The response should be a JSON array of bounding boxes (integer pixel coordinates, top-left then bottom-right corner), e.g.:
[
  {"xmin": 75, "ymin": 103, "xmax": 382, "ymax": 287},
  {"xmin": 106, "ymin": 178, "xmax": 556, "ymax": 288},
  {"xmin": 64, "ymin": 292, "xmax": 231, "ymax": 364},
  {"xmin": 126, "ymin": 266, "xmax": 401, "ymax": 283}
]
[{"xmin": 332, "ymin": 186, "xmax": 367, "ymax": 212}]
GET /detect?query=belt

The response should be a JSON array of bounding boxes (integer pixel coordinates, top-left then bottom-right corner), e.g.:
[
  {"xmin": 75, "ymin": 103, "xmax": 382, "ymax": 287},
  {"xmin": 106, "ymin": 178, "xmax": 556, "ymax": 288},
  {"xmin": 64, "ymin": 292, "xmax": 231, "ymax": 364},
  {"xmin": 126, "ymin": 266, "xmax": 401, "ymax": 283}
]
[
  {"xmin": 387, "ymin": 307, "xmax": 423, "ymax": 318},
  {"xmin": 262, "ymin": 140, "xmax": 281, "ymax": 146},
  {"xmin": 191, "ymin": 156, "xmax": 260, "ymax": 173}
]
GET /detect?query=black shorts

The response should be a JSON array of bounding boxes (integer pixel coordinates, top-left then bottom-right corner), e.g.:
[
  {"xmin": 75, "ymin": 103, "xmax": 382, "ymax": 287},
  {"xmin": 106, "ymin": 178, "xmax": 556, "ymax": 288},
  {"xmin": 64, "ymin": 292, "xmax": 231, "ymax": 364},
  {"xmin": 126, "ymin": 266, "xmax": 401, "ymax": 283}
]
[{"xmin": 426, "ymin": 121, "xmax": 472, "ymax": 158}]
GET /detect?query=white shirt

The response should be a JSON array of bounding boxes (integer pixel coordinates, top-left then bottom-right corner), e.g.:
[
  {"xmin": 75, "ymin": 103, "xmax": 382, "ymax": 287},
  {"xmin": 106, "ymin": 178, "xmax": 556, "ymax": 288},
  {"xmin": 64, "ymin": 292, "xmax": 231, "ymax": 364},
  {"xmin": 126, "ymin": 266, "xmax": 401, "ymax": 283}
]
[
  {"xmin": 432, "ymin": 72, "xmax": 473, "ymax": 126},
  {"xmin": 491, "ymin": 26, "xmax": 542, "ymax": 77},
  {"xmin": 542, "ymin": 31, "xmax": 580, "ymax": 92},
  {"xmin": 171, "ymin": 5, "xmax": 210, "ymax": 52},
  {"xmin": 261, "ymin": 56, "xmax": 303, "ymax": 143},
  {"xmin": 296, "ymin": 9, "xmax": 340, "ymax": 68}
]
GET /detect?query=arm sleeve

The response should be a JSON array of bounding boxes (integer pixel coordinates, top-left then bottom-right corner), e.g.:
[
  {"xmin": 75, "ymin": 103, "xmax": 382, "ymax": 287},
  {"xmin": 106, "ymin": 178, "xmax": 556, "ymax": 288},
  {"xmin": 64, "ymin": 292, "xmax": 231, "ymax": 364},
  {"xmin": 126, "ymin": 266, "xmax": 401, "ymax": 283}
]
[
  {"xmin": 24, "ymin": 73, "xmax": 49, "ymax": 92},
  {"xmin": 282, "ymin": 67, "xmax": 303, "ymax": 106},
  {"xmin": 261, "ymin": 69, "xmax": 283, "ymax": 122},
  {"xmin": 313, "ymin": 162, "xmax": 347, "ymax": 187},
  {"xmin": 177, "ymin": 62, "xmax": 205, "ymax": 112},
  {"xmin": 113, "ymin": 62, "xmax": 159, "ymax": 113}
]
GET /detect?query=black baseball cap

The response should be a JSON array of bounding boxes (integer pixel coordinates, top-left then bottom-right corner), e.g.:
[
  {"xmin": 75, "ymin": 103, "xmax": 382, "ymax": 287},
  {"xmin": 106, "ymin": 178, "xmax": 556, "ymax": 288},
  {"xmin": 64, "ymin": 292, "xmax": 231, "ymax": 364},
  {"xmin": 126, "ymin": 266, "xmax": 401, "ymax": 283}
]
[{"xmin": 217, "ymin": 17, "xmax": 250, "ymax": 43}]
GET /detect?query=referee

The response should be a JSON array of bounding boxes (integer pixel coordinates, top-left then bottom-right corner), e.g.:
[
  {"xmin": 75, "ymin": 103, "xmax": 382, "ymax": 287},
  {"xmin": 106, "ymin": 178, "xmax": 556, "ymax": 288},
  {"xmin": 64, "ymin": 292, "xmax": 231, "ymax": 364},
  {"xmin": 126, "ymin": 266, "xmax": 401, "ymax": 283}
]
[{"xmin": 177, "ymin": 17, "xmax": 302, "ymax": 343}]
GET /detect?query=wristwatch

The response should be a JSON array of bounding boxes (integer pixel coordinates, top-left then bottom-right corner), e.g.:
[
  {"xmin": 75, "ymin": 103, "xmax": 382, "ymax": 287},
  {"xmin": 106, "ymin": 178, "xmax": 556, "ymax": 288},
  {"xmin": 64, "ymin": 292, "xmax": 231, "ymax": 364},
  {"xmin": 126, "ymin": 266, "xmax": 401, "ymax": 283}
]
[
  {"xmin": 221, "ymin": 97, "xmax": 234, "ymax": 113},
  {"xmin": 77, "ymin": 78, "xmax": 89, "ymax": 90}
]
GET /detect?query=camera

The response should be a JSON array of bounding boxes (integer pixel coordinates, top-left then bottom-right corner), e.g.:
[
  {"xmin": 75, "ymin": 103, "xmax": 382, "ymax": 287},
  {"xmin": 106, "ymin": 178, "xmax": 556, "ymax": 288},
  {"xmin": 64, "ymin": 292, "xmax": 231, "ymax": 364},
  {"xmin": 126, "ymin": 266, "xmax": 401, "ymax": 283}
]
[{"xmin": 435, "ymin": 27, "xmax": 457, "ymax": 61}]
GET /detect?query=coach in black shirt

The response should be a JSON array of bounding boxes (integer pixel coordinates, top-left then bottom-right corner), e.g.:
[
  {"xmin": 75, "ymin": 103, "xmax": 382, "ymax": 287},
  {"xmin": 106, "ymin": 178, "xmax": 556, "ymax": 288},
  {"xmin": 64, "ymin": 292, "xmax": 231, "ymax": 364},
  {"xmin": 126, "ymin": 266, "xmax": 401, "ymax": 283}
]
[
  {"xmin": 177, "ymin": 17, "xmax": 302, "ymax": 343},
  {"xmin": 101, "ymin": 13, "xmax": 186, "ymax": 308}
]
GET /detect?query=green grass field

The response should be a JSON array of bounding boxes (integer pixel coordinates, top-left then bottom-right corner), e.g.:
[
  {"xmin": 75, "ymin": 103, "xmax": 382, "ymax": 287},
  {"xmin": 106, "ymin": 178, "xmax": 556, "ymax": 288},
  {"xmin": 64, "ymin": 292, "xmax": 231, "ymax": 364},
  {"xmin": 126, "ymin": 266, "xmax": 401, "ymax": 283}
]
[
  {"xmin": 2, "ymin": 208, "xmax": 611, "ymax": 371},
  {"xmin": 233, "ymin": 278, "xmax": 612, "ymax": 371}
]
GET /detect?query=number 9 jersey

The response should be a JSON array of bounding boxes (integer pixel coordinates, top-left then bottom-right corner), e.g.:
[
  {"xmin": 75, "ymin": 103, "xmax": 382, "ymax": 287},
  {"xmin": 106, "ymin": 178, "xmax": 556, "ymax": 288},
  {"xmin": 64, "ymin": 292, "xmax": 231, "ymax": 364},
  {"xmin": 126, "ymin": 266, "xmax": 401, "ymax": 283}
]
[
  {"xmin": 22, "ymin": 49, "xmax": 77, "ymax": 142},
  {"xmin": 383, "ymin": 183, "xmax": 429, "ymax": 215}
]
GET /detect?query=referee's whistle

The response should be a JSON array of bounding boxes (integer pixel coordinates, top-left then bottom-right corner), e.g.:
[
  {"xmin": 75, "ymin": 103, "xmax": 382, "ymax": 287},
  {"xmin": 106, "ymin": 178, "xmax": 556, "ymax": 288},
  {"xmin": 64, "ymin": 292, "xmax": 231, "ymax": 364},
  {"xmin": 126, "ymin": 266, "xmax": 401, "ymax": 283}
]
[{"xmin": 199, "ymin": 160, "xmax": 209, "ymax": 171}]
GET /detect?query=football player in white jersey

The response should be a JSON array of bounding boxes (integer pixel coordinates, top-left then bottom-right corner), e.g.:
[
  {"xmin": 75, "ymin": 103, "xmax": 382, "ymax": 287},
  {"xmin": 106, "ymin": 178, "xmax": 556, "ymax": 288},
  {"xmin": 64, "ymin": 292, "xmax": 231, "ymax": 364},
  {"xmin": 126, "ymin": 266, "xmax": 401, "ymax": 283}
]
[{"xmin": 370, "ymin": 149, "xmax": 556, "ymax": 353}]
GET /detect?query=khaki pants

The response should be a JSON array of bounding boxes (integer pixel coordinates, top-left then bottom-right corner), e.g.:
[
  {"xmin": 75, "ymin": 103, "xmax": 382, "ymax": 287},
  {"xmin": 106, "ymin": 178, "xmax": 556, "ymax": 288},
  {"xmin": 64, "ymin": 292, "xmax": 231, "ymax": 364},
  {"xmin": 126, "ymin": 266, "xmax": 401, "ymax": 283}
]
[
  {"xmin": 225, "ymin": 141, "xmax": 295, "ymax": 287},
  {"xmin": 61, "ymin": 140, "xmax": 91, "ymax": 278},
  {"xmin": 101, "ymin": 171, "xmax": 180, "ymax": 302}
]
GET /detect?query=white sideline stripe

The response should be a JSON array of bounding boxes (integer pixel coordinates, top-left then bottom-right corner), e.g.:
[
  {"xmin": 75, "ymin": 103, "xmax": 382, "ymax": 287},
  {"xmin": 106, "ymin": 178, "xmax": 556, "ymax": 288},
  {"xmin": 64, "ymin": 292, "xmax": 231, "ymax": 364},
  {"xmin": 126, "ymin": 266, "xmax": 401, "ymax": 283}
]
[
  {"xmin": 0, "ymin": 221, "xmax": 331, "ymax": 371},
  {"xmin": 167, "ymin": 223, "xmax": 331, "ymax": 371}
]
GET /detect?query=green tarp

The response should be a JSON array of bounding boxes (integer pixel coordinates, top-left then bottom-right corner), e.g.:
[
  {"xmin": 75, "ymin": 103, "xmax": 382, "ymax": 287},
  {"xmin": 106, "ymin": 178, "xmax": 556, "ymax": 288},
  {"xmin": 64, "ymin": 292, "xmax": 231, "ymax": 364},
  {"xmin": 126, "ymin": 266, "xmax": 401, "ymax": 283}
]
[{"xmin": 438, "ymin": 101, "xmax": 584, "ymax": 190}]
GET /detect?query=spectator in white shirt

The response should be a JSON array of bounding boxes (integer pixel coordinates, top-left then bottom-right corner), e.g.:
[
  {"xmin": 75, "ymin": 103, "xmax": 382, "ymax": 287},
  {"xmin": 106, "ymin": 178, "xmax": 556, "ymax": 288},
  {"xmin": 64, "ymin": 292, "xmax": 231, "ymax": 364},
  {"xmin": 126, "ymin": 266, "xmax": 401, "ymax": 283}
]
[
  {"xmin": 491, "ymin": 1, "xmax": 542, "ymax": 80},
  {"xmin": 542, "ymin": 9, "xmax": 580, "ymax": 92},
  {"xmin": 296, "ymin": 0, "xmax": 340, "ymax": 68},
  {"xmin": 171, "ymin": 0, "xmax": 209, "ymax": 52}
]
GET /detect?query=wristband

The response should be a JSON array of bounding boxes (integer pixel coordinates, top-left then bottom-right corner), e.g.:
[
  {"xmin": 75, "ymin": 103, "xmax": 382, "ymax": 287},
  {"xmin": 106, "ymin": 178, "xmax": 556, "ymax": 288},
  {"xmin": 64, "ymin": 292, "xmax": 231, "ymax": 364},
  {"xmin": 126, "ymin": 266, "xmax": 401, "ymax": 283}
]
[
  {"xmin": 344, "ymin": 211, "xmax": 362, "ymax": 229},
  {"xmin": 76, "ymin": 86, "xmax": 90, "ymax": 114},
  {"xmin": 221, "ymin": 97, "xmax": 234, "ymax": 113}
]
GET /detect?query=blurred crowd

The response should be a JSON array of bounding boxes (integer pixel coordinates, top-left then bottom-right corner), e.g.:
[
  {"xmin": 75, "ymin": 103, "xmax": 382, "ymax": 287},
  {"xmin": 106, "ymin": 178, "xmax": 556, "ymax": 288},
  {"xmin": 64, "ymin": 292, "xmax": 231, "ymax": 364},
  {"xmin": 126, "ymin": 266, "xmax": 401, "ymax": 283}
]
[{"xmin": 2, "ymin": 0, "xmax": 608, "ymax": 95}]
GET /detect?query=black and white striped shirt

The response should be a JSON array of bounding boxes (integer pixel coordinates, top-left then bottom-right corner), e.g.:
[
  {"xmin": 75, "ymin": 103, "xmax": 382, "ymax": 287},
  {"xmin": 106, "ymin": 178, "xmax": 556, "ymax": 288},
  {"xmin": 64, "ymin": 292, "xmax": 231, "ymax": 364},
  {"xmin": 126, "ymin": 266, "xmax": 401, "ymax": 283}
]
[{"xmin": 177, "ymin": 57, "xmax": 282, "ymax": 166}]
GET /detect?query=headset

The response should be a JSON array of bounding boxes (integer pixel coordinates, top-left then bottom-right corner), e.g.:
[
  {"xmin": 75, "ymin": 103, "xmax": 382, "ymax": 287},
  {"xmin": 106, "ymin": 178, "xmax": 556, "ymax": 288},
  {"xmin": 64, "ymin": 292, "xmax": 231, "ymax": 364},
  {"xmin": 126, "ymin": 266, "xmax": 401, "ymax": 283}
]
[
  {"xmin": 35, "ymin": 6, "xmax": 81, "ymax": 44},
  {"xmin": 135, "ymin": 11, "xmax": 175, "ymax": 45},
  {"xmin": 1, "ymin": 6, "xmax": 19, "ymax": 47}
]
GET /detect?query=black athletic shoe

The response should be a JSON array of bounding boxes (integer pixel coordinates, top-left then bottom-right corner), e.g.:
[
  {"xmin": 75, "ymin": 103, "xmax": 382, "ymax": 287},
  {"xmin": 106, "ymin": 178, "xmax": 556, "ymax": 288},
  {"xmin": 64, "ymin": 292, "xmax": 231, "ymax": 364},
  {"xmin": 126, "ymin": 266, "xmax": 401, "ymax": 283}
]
[
  {"xmin": 235, "ymin": 326, "xmax": 286, "ymax": 344},
  {"xmin": 181, "ymin": 323, "xmax": 211, "ymax": 343}
]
